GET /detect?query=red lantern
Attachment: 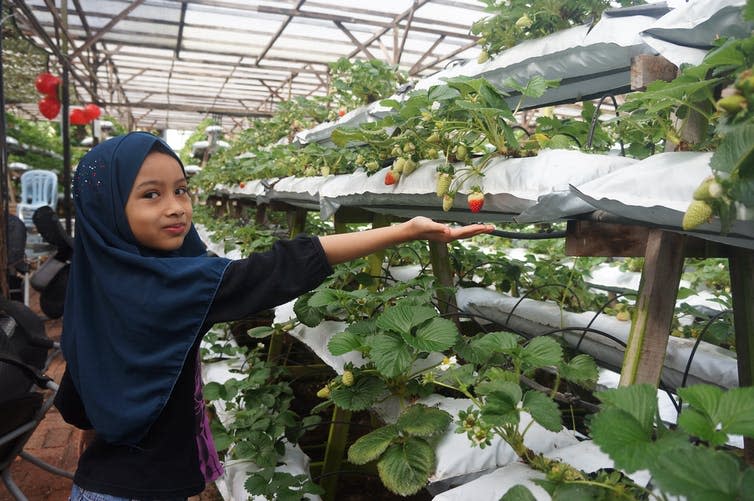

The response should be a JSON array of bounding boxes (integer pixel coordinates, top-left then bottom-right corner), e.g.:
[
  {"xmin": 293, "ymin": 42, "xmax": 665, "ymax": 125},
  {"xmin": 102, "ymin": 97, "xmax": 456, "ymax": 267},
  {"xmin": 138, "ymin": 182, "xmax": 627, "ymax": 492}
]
[
  {"xmin": 38, "ymin": 95, "xmax": 61, "ymax": 120},
  {"xmin": 35, "ymin": 72, "xmax": 61, "ymax": 96},
  {"xmin": 70, "ymin": 108, "xmax": 89, "ymax": 126},
  {"xmin": 84, "ymin": 103, "xmax": 101, "ymax": 121}
]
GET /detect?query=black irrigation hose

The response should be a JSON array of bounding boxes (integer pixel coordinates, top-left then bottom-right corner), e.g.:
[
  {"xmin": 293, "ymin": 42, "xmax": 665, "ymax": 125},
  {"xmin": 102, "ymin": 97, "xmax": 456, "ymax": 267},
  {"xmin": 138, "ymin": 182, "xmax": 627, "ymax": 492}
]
[
  {"xmin": 586, "ymin": 94, "xmax": 625, "ymax": 156},
  {"xmin": 577, "ymin": 291, "xmax": 638, "ymax": 351},
  {"xmin": 679, "ymin": 309, "xmax": 733, "ymax": 391},
  {"xmin": 506, "ymin": 284, "xmax": 583, "ymax": 327},
  {"xmin": 311, "ymin": 470, "xmax": 381, "ymax": 482},
  {"xmin": 540, "ymin": 326, "xmax": 628, "ymax": 350}
]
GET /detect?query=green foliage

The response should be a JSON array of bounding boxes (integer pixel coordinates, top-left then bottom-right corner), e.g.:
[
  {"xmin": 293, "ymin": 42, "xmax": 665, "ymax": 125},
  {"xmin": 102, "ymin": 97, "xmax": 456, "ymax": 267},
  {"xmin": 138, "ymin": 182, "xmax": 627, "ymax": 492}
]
[
  {"xmin": 204, "ymin": 340, "xmax": 324, "ymax": 500},
  {"xmin": 2, "ymin": 6, "xmax": 50, "ymax": 103},
  {"xmin": 589, "ymin": 383, "xmax": 754, "ymax": 501},
  {"xmin": 471, "ymin": 0, "xmax": 646, "ymax": 58},
  {"xmin": 328, "ymin": 57, "xmax": 406, "ymax": 108},
  {"xmin": 347, "ymin": 404, "xmax": 450, "ymax": 496}
]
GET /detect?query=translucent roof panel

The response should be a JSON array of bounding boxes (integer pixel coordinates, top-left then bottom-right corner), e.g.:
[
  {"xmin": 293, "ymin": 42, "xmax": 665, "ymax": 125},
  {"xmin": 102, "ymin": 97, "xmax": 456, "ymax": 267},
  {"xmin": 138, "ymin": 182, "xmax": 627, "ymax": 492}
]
[{"xmin": 10, "ymin": 0, "xmax": 485, "ymax": 132}]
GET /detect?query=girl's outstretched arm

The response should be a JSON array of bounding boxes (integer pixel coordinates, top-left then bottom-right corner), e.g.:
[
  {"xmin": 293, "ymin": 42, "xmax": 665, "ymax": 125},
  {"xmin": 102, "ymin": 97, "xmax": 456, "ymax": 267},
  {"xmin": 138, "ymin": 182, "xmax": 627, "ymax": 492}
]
[{"xmin": 318, "ymin": 216, "xmax": 495, "ymax": 266}]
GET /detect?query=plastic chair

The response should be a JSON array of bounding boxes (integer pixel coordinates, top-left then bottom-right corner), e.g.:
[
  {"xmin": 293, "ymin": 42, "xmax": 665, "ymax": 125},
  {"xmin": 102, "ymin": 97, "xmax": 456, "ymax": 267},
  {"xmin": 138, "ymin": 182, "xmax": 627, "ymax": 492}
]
[
  {"xmin": 16, "ymin": 170, "xmax": 58, "ymax": 229},
  {"xmin": 0, "ymin": 297, "xmax": 72, "ymax": 501}
]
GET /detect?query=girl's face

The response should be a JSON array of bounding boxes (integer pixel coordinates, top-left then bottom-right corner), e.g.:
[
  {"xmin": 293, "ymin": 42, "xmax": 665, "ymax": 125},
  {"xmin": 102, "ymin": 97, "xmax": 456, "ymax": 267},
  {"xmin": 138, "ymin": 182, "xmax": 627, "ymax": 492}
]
[{"xmin": 125, "ymin": 151, "xmax": 193, "ymax": 251}]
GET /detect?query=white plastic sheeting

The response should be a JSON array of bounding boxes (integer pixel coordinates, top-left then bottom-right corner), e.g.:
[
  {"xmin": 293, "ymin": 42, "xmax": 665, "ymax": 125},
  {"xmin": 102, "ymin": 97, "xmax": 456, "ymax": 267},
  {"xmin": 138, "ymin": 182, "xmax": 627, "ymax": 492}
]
[{"xmin": 456, "ymin": 287, "xmax": 739, "ymax": 391}]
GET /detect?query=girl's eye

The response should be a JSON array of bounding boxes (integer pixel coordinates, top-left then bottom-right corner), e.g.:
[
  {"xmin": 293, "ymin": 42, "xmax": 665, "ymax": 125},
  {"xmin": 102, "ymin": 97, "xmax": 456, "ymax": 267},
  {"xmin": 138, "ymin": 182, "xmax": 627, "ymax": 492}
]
[
  {"xmin": 144, "ymin": 191, "xmax": 159, "ymax": 199},
  {"xmin": 176, "ymin": 187, "xmax": 188, "ymax": 196}
]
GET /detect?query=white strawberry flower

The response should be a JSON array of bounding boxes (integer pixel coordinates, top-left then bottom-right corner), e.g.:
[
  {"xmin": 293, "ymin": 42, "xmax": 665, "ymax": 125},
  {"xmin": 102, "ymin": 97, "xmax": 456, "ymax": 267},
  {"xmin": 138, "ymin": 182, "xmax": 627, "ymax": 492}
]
[{"xmin": 439, "ymin": 355, "xmax": 457, "ymax": 371}]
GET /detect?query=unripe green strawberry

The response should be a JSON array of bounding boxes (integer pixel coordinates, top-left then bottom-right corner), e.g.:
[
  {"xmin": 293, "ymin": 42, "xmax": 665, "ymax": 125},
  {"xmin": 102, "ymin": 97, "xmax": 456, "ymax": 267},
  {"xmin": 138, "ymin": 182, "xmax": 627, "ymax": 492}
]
[
  {"xmin": 426, "ymin": 132, "xmax": 441, "ymax": 144},
  {"xmin": 384, "ymin": 169, "xmax": 400, "ymax": 185},
  {"xmin": 421, "ymin": 111, "xmax": 433, "ymax": 121},
  {"xmin": 402, "ymin": 158, "xmax": 417, "ymax": 176},
  {"xmin": 342, "ymin": 370, "xmax": 354, "ymax": 386},
  {"xmin": 391, "ymin": 145, "xmax": 403, "ymax": 157},
  {"xmin": 716, "ymin": 94, "xmax": 747, "ymax": 114},
  {"xmin": 682, "ymin": 200, "xmax": 713, "ymax": 230},
  {"xmin": 355, "ymin": 154, "xmax": 365, "ymax": 166},
  {"xmin": 615, "ymin": 310, "xmax": 631, "ymax": 322},
  {"xmin": 515, "ymin": 14, "xmax": 533, "ymax": 29},
  {"xmin": 403, "ymin": 142, "xmax": 415, "ymax": 153},
  {"xmin": 365, "ymin": 160, "xmax": 379, "ymax": 171},
  {"xmin": 436, "ymin": 173, "xmax": 452, "ymax": 197},
  {"xmin": 316, "ymin": 386, "xmax": 331, "ymax": 398},
  {"xmin": 304, "ymin": 166, "xmax": 316, "ymax": 177},
  {"xmin": 708, "ymin": 181, "xmax": 723, "ymax": 199},
  {"xmin": 693, "ymin": 176, "xmax": 715, "ymax": 201},
  {"xmin": 393, "ymin": 157, "xmax": 406, "ymax": 173},
  {"xmin": 442, "ymin": 193, "xmax": 455, "ymax": 212},
  {"xmin": 320, "ymin": 166, "xmax": 331, "ymax": 176},
  {"xmin": 467, "ymin": 189, "xmax": 485, "ymax": 213},
  {"xmin": 477, "ymin": 50, "xmax": 489, "ymax": 64},
  {"xmin": 426, "ymin": 148, "xmax": 439, "ymax": 159},
  {"xmin": 455, "ymin": 144, "xmax": 468, "ymax": 162}
]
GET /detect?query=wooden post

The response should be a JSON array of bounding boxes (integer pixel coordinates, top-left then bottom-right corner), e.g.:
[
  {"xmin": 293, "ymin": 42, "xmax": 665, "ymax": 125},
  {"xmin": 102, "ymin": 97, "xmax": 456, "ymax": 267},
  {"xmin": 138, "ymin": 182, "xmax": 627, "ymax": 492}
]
[
  {"xmin": 619, "ymin": 229, "xmax": 685, "ymax": 386},
  {"xmin": 366, "ymin": 214, "xmax": 391, "ymax": 290},
  {"xmin": 319, "ymin": 406, "xmax": 352, "ymax": 500},
  {"xmin": 429, "ymin": 241, "xmax": 457, "ymax": 316},
  {"xmin": 729, "ymin": 247, "xmax": 754, "ymax": 464},
  {"xmin": 287, "ymin": 207, "xmax": 307, "ymax": 238}
]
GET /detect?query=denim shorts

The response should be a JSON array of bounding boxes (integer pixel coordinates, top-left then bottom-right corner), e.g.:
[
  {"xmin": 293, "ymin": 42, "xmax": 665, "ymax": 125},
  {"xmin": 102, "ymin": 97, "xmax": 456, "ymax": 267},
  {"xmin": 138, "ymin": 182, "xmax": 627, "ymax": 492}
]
[{"xmin": 69, "ymin": 483, "xmax": 187, "ymax": 501}]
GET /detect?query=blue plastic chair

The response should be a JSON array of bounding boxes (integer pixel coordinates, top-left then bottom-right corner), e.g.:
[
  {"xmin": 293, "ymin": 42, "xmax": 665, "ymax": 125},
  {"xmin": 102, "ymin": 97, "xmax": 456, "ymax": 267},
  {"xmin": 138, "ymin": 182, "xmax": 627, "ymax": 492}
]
[{"xmin": 16, "ymin": 170, "xmax": 58, "ymax": 228}]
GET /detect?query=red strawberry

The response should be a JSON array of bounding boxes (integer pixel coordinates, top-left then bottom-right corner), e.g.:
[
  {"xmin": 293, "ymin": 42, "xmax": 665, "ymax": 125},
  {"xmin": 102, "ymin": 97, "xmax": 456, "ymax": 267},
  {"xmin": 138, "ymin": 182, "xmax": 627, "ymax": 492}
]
[
  {"xmin": 338, "ymin": 107, "xmax": 347, "ymax": 117},
  {"xmin": 384, "ymin": 169, "xmax": 400, "ymax": 185},
  {"xmin": 239, "ymin": 181, "xmax": 246, "ymax": 189},
  {"xmin": 467, "ymin": 189, "xmax": 485, "ymax": 213},
  {"xmin": 38, "ymin": 96, "xmax": 61, "ymax": 120},
  {"xmin": 35, "ymin": 72, "xmax": 60, "ymax": 96}
]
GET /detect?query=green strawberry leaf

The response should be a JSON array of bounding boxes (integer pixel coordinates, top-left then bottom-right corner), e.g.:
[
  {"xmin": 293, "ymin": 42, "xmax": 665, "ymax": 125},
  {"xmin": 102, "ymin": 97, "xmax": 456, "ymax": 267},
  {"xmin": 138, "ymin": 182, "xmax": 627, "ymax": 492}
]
[
  {"xmin": 367, "ymin": 333, "xmax": 413, "ymax": 378},
  {"xmin": 500, "ymin": 485, "xmax": 538, "ymax": 500},
  {"xmin": 651, "ymin": 446, "xmax": 743, "ymax": 501},
  {"xmin": 396, "ymin": 404, "xmax": 452, "ymax": 438},
  {"xmin": 589, "ymin": 407, "xmax": 655, "ymax": 473},
  {"xmin": 710, "ymin": 123, "xmax": 754, "ymax": 177},
  {"xmin": 678, "ymin": 408, "xmax": 729, "ymax": 447},
  {"xmin": 376, "ymin": 304, "xmax": 437, "ymax": 335},
  {"xmin": 596, "ymin": 384, "xmax": 657, "ymax": 434},
  {"xmin": 481, "ymin": 385, "xmax": 522, "ymax": 426},
  {"xmin": 717, "ymin": 386, "xmax": 754, "ymax": 438},
  {"xmin": 377, "ymin": 438, "xmax": 435, "ymax": 496},
  {"xmin": 403, "ymin": 317, "xmax": 458, "ymax": 353},
  {"xmin": 293, "ymin": 293, "xmax": 323, "ymax": 327},
  {"xmin": 330, "ymin": 375, "xmax": 386, "ymax": 411},
  {"xmin": 347, "ymin": 424, "xmax": 399, "ymax": 465},
  {"xmin": 522, "ymin": 390, "xmax": 562, "ymax": 432},
  {"xmin": 520, "ymin": 336, "xmax": 563, "ymax": 370},
  {"xmin": 328, "ymin": 329, "xmax": 364, "ymax": 356},
  {"xmin": 558, "ymin": 354, "xmax": 598, "ymax": 385}
]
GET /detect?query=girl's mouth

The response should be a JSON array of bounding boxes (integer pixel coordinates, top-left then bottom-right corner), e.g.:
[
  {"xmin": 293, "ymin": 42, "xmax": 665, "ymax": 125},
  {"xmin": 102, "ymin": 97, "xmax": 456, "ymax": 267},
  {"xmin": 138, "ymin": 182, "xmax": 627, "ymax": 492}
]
[{"xmin": 163, "ymin": 223, "xmax": 186, "ymax": 235}]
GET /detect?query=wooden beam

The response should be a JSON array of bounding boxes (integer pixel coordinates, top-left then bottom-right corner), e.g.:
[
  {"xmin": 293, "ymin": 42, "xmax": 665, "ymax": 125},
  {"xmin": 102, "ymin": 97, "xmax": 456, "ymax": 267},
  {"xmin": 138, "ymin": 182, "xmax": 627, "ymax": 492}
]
[
  {"xmin": 729, "ymin": 246, "xmax": 754, "ymax": 464},
  {"xmin": 630, "ymin": 55, "xmax": 678, "ymax": 91},
  {"xmin": 395, "ymin": 2, "xmax": 417, "ymax": 65},
  {"xmin": 70, "ymin": 0, "xmax": 145, "ymax": 60},
  {"xmin": 256, "ymin": 0, "xmax": 306, "ymax": 65},
  {"xmin": 619, "ymin": 230, "xmax": 685, "ymax": 387},
  {"xmin": 334, "ymin": 20, "xmax": 376, "ymax": 60},
  {"xmin": 409, "ymin": 35, "xmax": 444, "ymax": 75}
]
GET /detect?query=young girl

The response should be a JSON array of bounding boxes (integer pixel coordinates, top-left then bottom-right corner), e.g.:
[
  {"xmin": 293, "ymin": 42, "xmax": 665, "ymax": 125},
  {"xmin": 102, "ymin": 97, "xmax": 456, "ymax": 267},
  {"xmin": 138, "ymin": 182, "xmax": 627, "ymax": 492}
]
[{"xmin": 55, "ymin": 131, "xmax": 493, "ymax": 500}]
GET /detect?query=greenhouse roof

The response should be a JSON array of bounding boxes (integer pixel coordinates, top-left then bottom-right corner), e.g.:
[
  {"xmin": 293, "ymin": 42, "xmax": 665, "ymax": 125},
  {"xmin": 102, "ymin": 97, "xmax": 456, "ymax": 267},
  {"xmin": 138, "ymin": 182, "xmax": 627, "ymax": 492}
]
[{"xmin": 8, "ymin": 0, "xmax": 486, "ymax": 132}]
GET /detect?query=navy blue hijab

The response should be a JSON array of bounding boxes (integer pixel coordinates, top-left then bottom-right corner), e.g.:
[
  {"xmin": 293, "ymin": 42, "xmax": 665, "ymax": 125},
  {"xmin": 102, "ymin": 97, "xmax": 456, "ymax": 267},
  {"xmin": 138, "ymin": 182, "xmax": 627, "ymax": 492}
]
[{"xmin": 62, "ymin": 131, "xmax": 230, "ymax": 445}]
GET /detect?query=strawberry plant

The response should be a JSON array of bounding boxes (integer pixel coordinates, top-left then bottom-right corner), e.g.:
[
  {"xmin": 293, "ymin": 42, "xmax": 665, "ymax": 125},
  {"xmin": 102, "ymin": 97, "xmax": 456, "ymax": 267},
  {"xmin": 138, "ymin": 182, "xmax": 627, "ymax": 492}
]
[
  {"xmin": 471, "ymin": 0, "xmax": 646, "ymax": 59},
  {"xmin": 327, "ymin": 57, "xmax": 407, "ymax": 109}
]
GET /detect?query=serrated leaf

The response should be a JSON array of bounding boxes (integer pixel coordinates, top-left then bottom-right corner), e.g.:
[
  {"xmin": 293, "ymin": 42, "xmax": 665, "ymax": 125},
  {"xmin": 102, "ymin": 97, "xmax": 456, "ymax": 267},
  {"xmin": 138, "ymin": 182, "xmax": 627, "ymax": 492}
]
[
  {"xmin": 347, "ymin": 424, "xmax": 399, "ymax": 465},
  {"xmin": 678, "ymin": 408, "xmax": 729, "ymax": 447},
  {"xmin": 396, "ymin": 404, "xmax": 452, "ymax": 437},
  {"xmin": 717, "ymin": 386, "xmax": 754, "ymax": 438},
  {"xmin": 558, "ymin": 353, "xmax": 598, "ymax": 385},
  {"xmin": 308, "ymin": 289, "xmax": 342, "ymax": 308},
  {"xmin": 367, "ymin": 333, "xmax": 413, "ymax": 378},
  {"xmin": 376, "ymin": 304, "xmax": 437, "ymax": 335},
  {"xmin": 377, "ymin": 438, "xmax": 435, "ymax": 496},
  {"xmin": 596, "ymin": 384, "xmax": 657, "ymax": 434},
  {"xmin": 293, "ymin": 293, "xmax": 323, "ymax": 327},
  {"xmin": 481, "ymin": 385, "xmax": 522, "ymax": 426},
  {"xmin": 651, "ymin": 446, "xmax": 742, "ymax": 501},
  {"xmin": 500, "ymin": 485, "xmax": 538, "ymax": 501},
  {"xmin": 521, "ymin": 336, "xmax": 563, "ymax": 370},
  {"xmin": 327, "ymin": 329, "xmax": 363, "ymax": 356},
  {"xmin": 466, "ymin": 331, "xmax": 520, "ymax": 363},
  {"xmin": 522, "ymin": 390, "xmax": 562, "ymax": 432},
  {"xmin": 330, "ymin": 376, "xmax": 386, "ymax": 411},
  {"xmin": 435, "ymin": 362, "xmax": 477, "ymax": 388},
  {"xmin": 589, "ymin": 407, "xmax": 654, "ymax": 473},
  {"xmin": 710, "ymin": 123, "xmax": 754, "ymax": 177},
  {"xmin": 404, "ymin": 317, "xmax": 458, "ymax": 353}
]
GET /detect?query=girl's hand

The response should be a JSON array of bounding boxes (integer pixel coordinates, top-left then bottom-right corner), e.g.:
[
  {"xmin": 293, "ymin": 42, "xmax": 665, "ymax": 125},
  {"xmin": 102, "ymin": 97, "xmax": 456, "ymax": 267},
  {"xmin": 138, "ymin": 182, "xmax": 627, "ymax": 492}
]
[{"xmin": 405, "ymin": 216, "xmax": 495, "ymax": 243}]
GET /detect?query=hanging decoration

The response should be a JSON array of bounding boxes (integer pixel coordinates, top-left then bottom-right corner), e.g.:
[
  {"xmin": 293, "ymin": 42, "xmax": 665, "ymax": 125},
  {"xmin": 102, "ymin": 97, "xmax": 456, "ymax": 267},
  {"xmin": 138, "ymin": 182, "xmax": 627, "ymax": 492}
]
[{"xmin": 35, "ymin": 72, "xmax": 62, "ymax": 120}]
